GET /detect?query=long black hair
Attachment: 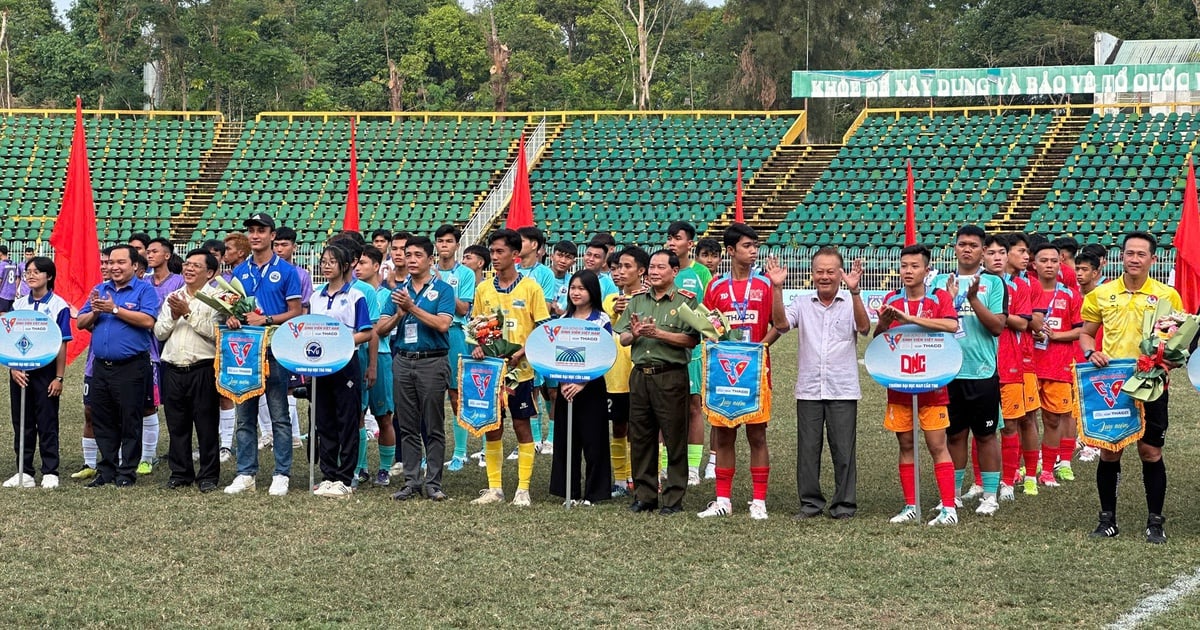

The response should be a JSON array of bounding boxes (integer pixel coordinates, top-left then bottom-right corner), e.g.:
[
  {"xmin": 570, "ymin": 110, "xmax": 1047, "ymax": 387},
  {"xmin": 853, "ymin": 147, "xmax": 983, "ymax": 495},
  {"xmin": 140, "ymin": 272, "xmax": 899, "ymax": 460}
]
[{"xmin": 564, "ymin": 269, "xmax": 602, "ymax": 318}]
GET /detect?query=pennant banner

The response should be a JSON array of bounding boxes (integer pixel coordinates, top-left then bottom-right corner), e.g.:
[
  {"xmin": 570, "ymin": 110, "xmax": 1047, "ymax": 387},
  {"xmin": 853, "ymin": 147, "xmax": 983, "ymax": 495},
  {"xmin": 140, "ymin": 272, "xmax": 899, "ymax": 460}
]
[
  {"xmin": 1076, "ymin": 359, "xmax": 1144, "ymax": 451},
  {"xmin": 458, "ymin": 357, "xmax": 506, "ymax": 437},
  {"xmin": 215, "ymin": 325, "xmax": 270, "ymax": 404},
  {"xmin": 702, "ymin": 341, "xmax": 770, "ymax": 428}
]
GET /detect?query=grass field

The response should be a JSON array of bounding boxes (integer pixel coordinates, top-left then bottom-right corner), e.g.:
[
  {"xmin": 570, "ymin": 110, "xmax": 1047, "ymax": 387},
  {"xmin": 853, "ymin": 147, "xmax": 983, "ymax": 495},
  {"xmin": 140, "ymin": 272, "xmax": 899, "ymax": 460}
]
[{"xmin": 3, "ymin": 333, "xmax": 1200, "ymax": 627}]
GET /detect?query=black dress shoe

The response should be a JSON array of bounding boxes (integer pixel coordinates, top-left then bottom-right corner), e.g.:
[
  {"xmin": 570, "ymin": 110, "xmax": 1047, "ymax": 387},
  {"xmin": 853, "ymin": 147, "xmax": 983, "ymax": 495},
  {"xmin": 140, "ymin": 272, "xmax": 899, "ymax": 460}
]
[
  {"xmin": 164, "ymin": 479, "xmax": 192, "ymax": 489},
  {"xmin": 426, "ymin": 489, "xmax": 448, "ymax": 501},
  {"xmin": 830, "ymin": 512, "xmax": 854, "ymax": 520},
  {"xmin": 793, "ymin": 511, "xmax": 822, "ymax": 520},
  {"xmin": 115, "ymin": 479, "xmax": 135, "ymax": 488},
  {"xmin": 85, "ymin": 477, "xmax": 110, "ymax": 488},
  {"xmin": 658, "ymin": 505, "xmax": 683, "ymax": 516},
  {"xmin": 391, "ymin": 485, "xmax": 420, "ymax": 501},
  {"xmin": 198, "ymin": 481, "xmax": 218, "ymax": 493},
  {"xmin": 628, "ymin": 500, "xmax": 658, "ymax": 513}
]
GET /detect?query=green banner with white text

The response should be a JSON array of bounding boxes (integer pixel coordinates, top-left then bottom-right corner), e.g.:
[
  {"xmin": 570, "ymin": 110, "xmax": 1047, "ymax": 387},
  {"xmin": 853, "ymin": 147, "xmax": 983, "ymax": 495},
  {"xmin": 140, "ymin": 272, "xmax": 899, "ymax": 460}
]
[{"xmin": 791, "ymin": 64, "xmax": 1200, "ymax": 99}]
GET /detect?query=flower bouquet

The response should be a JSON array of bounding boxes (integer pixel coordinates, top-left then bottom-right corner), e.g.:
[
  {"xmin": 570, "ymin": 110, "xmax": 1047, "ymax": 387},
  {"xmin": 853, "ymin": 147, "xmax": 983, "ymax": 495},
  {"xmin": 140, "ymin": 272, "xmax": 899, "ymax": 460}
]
[
  {"xmin": 678, "ymin": 303, "xmax": 745, "ymax": 342},
  {"xmin": 1121, "ymin": 299, "xmax": 1200, "ymax": 402},
  {"xmin": 464, "ymin": 309, "xmax": 523, "ymax": 391},
  {"xmin": 195, "ymin": 276, "xmax": 260, "ymax": 322}
]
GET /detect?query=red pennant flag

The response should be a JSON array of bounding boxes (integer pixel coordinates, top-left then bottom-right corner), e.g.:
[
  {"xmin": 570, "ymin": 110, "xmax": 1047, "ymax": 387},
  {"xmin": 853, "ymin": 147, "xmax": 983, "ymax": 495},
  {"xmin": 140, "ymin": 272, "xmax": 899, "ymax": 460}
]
[
  {"xmin": 1175, "ymin": 155, "xmax": 1200, "ymax": 312},
  {"xmin": 343, "ymin": 118, "xmax": 360, "ymax": 233},
  {"xmin": 505, "ymin": 133, "xmax": 534, "ymax": 230},
  {"xmin": 734, "ymin": 159, "xmax": 744, "ymax": 223},
  {"xmin": 48, "ymin": 97, "xmax": 102, "ymax": 364},
  {"xmin": 904, "ymin": 159, "xmax": 917, "ymax": 247}
]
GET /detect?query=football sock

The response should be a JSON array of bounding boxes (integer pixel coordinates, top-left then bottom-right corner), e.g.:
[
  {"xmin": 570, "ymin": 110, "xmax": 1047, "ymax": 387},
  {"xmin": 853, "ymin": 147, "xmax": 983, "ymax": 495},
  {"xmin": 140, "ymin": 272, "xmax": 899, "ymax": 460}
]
[
  {"xmin": 356, "ymin": 428, "xmax": 368, "ymax": 474},
  {"xmin": 618, "ymin": 437, "xmax": 632, "ymax": 482},
  {"xmin": 750, "ymin": 466, "xmax": 769, "ymax": 502},
  {"xmin": 219, "ymin": 408, "xmax": 235, "ymax": 449},
  {"xmin": 517, "ymin": 442, "xmax": 536, "ymax": 491},
  {"xmin": 981, "ymin": 471, "xmax": 1000, "ymax": 499},
  {"xmin": 545, "ymin": 418, "xmax": 554, "ymax": 443},
  {"xmin": 1097, "ymin": 459, "xmax": 1120, "ymax": 514},
  {"xmin": 1000, "ymin": 433, "xmax": 1020, "ymax": 485},
  {"xmin": 379, "ymin": 445, "xmax": 396, "ymax": 472},
  {"xmin": 453, "ymin": 423, "xmax": 469, "ymax": 459},
  {"xmin": 610, "ymin": 438, "xmax": 627, "ymax": 485},
  {"xmin": 659, "ymin": 443, "xmax": 668, "ymax": 473},
  {"xmin": 899, "ymin": 462, "xmax": 916, "ymax": 505},
  {"xmin": 288, "ymin": 394, "xmax": 301, "ymax": 438},
  {"xmin": 934, "ymin": 462, "xmax": 958, "ymax": 510},
  {"xmin": 1041, "ymin": 445, "xmax": 1058, "ymax": 476},
  {"xmin": 257, "ymin": 398, "xmax": 271, "ymax": 438},
  {"xmin": 1057, "ymin": 438, "xmax": 1075, "ymax": 467},
  {"xmin": 1022, "ymin": 449, "xmax": 1039, "ymax": 478},
  {"xmin": 82, "ymin": 437, "xmax": 97, "ymax": 468},
  {"xmin": 954, "ymin": 468, "xmax": 966, "ymax": 498},
  {"xmin": 141, "ymin": 413, "xmax": 159, "ymax": 463},
  {"xmin": 485, "ymin": 439, "xmax": 504, "ymax": 489},
  {"xmin": 1143, "ymin": 458, "xmax": 1166, "ymax": 516},
  {"xmin": 530, "ymin": 415, "xmax": 543, "ymax": 444},
  {"xmin": 688, "ymin": 443, "xmax": 703, "ymax": 469},
  {"xmin": 715, "ymin": 467, "xmax": 734, "ymax": 501}
]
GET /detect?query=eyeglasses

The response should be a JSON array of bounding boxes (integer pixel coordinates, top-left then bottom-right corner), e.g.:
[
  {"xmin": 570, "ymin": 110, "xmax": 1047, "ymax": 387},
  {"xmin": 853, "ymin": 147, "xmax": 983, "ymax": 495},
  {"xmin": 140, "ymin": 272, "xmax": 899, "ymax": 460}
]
[{"xmin": 182, "ymin": 262, "xmax": 206, "ymax": 269}]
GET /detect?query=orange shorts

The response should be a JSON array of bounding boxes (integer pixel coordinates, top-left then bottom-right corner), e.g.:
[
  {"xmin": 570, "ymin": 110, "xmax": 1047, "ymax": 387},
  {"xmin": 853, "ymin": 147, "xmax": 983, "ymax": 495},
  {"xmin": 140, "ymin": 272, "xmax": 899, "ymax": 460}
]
[
  {"xmin": 1069, "ymin": 375, "xmax": 1080, "ymax": 421},
  {"xmin": 1023, "ymin": 372, "xmax": 1041, "ymax": 414},
  {"xmin": 1000, "ymin": 383, "xmax": 1025, "ymax": 421},
  {"xmin": 1039, "ymin": 380, "xmax": 1074, "ymax": 415},
  {"xmin": 884, "ymin": 403, "xmax": 950, "ymax": 433}
]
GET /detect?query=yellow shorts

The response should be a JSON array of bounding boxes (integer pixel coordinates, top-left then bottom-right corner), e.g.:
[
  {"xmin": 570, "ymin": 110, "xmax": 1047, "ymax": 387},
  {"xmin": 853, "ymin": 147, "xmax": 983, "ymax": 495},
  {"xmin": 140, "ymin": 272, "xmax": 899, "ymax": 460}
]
[
  {"xmin": 1000, "ymin": 383, "xmax": 1025, "ymax": 421},
  {"xmin": 1039, "ymin": 380, "xmax": 1074, "ymax": 415},
  {"xmin": 1023, "ymin": 372, "xmax": 1041, "ymax": 414},
  {"xmin": 884, "ymin": 403, "xmax": 950, "ymax": 433}
]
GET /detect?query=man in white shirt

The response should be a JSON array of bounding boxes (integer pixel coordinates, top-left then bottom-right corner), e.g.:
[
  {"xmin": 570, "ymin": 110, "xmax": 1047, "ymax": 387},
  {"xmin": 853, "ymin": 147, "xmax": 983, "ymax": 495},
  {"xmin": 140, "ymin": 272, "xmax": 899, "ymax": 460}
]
[
  {"xmin": 774, "ymin": 247, "xmax": 869, "ymax": 519},
  {"xmin": 154, "ymin": 249, "xmax": 222, "ymax": 492}
]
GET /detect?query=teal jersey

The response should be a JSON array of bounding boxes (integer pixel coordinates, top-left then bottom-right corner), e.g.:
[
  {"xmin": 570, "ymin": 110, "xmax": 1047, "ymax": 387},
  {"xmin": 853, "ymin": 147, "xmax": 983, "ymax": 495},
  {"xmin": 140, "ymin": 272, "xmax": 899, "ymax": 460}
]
[
  {"xmin": 437, "ymin": 262, "xmax": 476, "ymax": 326},
  {"xmin": 519, "ymin": 262, "xmax": 558, "ymax": 308},
  {"xmin": 929, "ymin": 271, "xmax": 1007, "ymax": 379},
  {"xmin": 676, "ymin": 261, "xmax": 710, "ymax": 360},
  {"xmin": 373, "ymin": 285, "xmax": 394, "ymax": 354},
  {"xmin": 599, "ymin": 273, "xmax": 618, "ymax": 300},
  {"xmin": 354, "ymin": 279, "xmax": 381, "ymax": 320},
  {"xmin": 550, "ymin": 272, "xmax": 570, "ymax": 314}
]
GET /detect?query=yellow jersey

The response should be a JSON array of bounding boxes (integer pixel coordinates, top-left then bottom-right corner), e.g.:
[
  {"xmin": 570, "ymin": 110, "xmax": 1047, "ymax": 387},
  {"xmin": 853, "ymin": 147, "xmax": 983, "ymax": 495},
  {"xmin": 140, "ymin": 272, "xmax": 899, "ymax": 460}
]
[
  {"xmin": 603, "ymin": 293, "xmax": 633, "ymax": 394},
  {"xmin": 1081, "ymin": 275, "xmax": 1181, "ymax": 359},
  {"xmin": 474, "ymin": 274, "xmax": 550, "ymax": 382}
]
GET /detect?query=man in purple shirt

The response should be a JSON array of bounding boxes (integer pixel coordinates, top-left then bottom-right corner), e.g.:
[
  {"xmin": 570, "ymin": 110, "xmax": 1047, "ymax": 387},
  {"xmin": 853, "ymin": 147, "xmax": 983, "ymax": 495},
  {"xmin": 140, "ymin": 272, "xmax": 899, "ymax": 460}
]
[
  {"xmin": 0, "ymin": 245, "xmax": 21, "ymax": 312},
  {"xmin": 139, "ymin": 238, "xmax": 185, "ymax": 475}
]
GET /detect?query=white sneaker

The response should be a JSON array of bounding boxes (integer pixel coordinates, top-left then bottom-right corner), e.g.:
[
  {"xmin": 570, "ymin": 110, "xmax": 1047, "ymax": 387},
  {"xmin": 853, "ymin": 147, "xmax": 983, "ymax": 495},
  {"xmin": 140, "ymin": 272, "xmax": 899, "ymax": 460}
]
[
  {"xmin": 962, "ymin": 484, "xmax": 984, "ymax": 501},
  {"xmin": 268, "ymin": 475, "xmax": 289, "ymax": 496},
  {"xmin": 688, "ymin": 468, "xmax": 701, "ymax": 486},
  {"xmin": 257, "ymin": 435, "xmax": 273, "ymax": 450},
  {"xmin": 41, "ymin": 474, "xmax": 59, "ymax": 489},
  {"xmin": 511, "ymin": 489, "xmax": 531, "ymax": 507},
  {"xmin": 704, "ymin": 460, "xmax": 716, "ymax": 480},
  {"xmin": 927, "ymin": 508, "xmax": 959, "ymax": 526},
  {"xmin": 930, "ymin": 498, "xmax": 964, "ymax": 512},
  {"xmin": 477, "ymin": 456, "xmax": 487, "ymax": 468},
  {"xmin": 748, "ymin": 501, "xmax": 768, "ymax": 520},
  {"xmin": 316, "ymin": 480, "xmax": 352, "ymax": 498},
  {"xmin": 540, "ymin": 440, "xmax": 554, "ymax": 456},
  {"xmin": 469, "ymin": 449, "xmax": 485, "ymax": 461},
  {"xmin": 224, "ymin": 474, "xmax": 256, "ymax": 494},
  {"xmin": 999, "ymin": 484, "xmax": 1015, "ymax": 502},
  {"xmin": 889, "ymin": 505, "xmax": 918, "ymax": 523},
  {"xmin": 506, "ymin": 447, "xmax": 519, "ymax": 461},
  {"xmin": 1079, "ymin": 446, "xmax": 1100, "ymax": 462},
  {"xmin": 219, "ymin": 447, "xmax": 232, "ymax": 463},
  {"xmin": 2, "ymin": 473, "xmax": 34, "ymax": 488},
  {"xmin": 697, "ymin": 500, "xmax": 731, "ymax": 518},
  {"xmin": 313, "ymin": 480, "xmax": 332, "ymax": 493},
  {"xmin": 976, "ymin": 496, "xmax": 1000, "ymax": 516},
  {"xmin": 471, "ymin": 488, "xmax": 505, "ymax": 504},
  {"xmin": 292, "ymin": 436, "xmax": 303, "ymax": 449},
  {"xmin": 389, "ymin": 461, "xmax": 404, "ymax": 476}
]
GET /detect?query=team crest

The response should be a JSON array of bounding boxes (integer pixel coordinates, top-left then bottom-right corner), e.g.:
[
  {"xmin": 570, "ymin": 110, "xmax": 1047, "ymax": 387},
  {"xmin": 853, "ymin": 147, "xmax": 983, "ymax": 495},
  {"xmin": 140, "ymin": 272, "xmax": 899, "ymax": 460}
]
[{"xmin": 269, "ymin": 271, "xmax": 282, "ymax": 283}]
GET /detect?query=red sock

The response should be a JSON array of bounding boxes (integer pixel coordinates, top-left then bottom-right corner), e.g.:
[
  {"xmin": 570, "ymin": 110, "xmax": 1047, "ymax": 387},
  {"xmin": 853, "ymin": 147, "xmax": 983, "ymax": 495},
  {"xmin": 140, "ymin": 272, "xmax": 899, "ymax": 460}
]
[
  {"xmin": 750, "ymin": 466, "xmax": 769, "ymax": 501},
  {"xmin": 899, "ymin": 462, "xmax": 916, "ymax": 505},
  {"xmin": 1001, "ymin": 433, "xmax": 1020, "ymax": 486},
  {"xmin": 934, "ymin": 461, "xmax": 957, "ymax": 508},
  {"xmin": 1041, "ymin": 445, "xmax": 1058, "ymax": 474},
  {"xmin": 1058, "ymin": 438, "xmax": 1075, "ymax": 466},
  {"xmin": 715, "ymin": 467, "xmax": 734, "ymax": 500},
  {"xmin": 1022, "ymin": 450, "xmax": 1039, "ymax": 477},
  {"xmin": 971, "ymin": 438, "xmax": 982, "ymax": 486}
]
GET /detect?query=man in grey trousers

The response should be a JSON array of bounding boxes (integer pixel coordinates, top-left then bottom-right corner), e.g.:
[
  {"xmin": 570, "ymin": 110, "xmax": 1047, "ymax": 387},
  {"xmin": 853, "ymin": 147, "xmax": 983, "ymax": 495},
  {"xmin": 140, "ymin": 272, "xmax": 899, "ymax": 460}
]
[
  {"xmin": 375, "ymin": 236, "xmax": 457, "ymax": 501},
  {"xmin": 773, "ymin": 247, "xmax": 870, "ymax": 519}
]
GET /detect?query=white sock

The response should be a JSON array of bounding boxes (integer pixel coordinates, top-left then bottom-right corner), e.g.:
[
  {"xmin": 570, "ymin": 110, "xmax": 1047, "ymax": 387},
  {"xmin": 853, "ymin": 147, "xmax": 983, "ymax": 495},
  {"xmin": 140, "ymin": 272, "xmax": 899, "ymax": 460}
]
[
  {"xmin": 288, "ymin": 395, "xmax": 301, "ymax": 438},
  {"xmin": 219, "ymin": 408, "xmax": 235, "ymax": 449},
  {"xmin": 141, "ymin": 413, "xmax": 159, "ymax": 463},
  {"xmin": 82, "ymin": 437, "xmax": 97, "ymax": 467},
  {"xmin": 716, "ymin": 497, "xmax": 732, "ymax": 508},
  {"xmin": 257, "ymin": 397, "xmax": 271, "ymax": 438}
]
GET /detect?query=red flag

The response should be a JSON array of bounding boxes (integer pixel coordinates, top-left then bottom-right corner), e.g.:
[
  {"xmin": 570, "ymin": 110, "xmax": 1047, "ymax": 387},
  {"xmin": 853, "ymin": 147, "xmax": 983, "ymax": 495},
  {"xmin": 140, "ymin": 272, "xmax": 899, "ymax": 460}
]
[
  {"xmin": 734, "ymin": 159, "xmax": 744, "ymax": 223},
  {"xmin": 48, "ymin": 96, "xmax": 102, "ymax": 364},
  {"xmin": 505, "ymin": 134, "xmax": 534, "ymax": 230},
  {"xmin": 904, "ymin": 159, "xmax": 917, "ymax": 246},
  {"xmin": 343, "ymin": 118, "xmax": 360, "ymax": 233},
  {"xmin": 1175, "ymin": 155, "xmax": 1200, "ymax": 312}
]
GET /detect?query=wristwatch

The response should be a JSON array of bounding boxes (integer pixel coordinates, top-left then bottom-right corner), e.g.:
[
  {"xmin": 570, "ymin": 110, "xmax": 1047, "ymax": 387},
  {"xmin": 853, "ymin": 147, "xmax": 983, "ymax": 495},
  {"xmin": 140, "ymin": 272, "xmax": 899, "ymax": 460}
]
[
  {"xmin": 266, "ymin": 315, "xmax": 274, "ymax": 325},
  {"xmin": 1084, "ymin": 349, "xmax": 1095, "ymax": 359},
  {"xmin": 112, "ymin": 304, "xmax": 120, "ymax": 315},
  {"xmin": 55, "ymin": 376, "xmax": 64, "ymax": 383}
]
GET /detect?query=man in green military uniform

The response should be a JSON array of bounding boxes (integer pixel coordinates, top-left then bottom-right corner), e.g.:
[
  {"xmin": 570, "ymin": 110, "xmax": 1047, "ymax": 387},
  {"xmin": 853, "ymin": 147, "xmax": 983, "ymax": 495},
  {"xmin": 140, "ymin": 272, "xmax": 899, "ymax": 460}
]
[
  {"xmin": 615, "ymin": 249, "xmax": 701, "ymax": 515},
  {"xmin": 666, "ymin": 221, "xmax": 713, "ymax": 485}
]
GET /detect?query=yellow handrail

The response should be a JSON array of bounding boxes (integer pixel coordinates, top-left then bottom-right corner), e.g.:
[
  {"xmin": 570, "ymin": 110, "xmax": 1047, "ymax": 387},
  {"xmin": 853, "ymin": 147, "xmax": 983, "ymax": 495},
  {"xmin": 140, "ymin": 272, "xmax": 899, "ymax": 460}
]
[
  {"xmin": 779, "ymin": 113, "xmax": 807, "ymax": 145},
  {"xmin": 842, "ymin": 108, "xmax": 869, "ymax": 144},
  {"xmin": 0, "ymin": 109, "xmax": 223, "ymax": 120},
  {"xmin": 255, "ymin": 109, "xmax": 809, "ymax": 123}
]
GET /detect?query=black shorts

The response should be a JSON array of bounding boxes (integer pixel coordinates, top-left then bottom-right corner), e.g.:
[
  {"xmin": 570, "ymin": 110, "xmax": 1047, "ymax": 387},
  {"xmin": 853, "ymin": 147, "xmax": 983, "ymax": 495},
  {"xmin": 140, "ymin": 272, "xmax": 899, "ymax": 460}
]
[
  {"xmin": 83, "ymin": 375, "xmax": 93, "ymax": 407},
  {"xmin": 1140, "ymin": 390, "xmax": 1169, "ymax": 448},
  {"xmin": 608, "ymin": 392, "xmax": 630, "ymax": 425},
  {"xmin": 0, "ymin": 298, "xmax": 13, "ymax": 312},
  {"xmin": 947, "ymin": 375, "xmax": 1000, "ymax": 437},
  {"xmin": 504, "ymin": 380, "xmax": 537, "ymax": 420}
]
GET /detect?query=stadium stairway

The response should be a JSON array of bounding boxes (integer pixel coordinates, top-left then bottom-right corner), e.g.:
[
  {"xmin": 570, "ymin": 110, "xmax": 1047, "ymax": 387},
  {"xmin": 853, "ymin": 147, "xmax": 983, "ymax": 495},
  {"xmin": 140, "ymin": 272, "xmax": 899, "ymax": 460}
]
[
  {"xmin": 989, "ymin": 115, "xmax": 1088, "ymax": 233},
  {"xmin": 172, "ymin": 121, "xmax": 243, "ymax": 243},
  {"xmin": 708, "ymin": 143, "xmax": 840, "ymax": 238},
  {"xmin": 468, "ymin": 119, "xmax": 567, "ymax": 238}
]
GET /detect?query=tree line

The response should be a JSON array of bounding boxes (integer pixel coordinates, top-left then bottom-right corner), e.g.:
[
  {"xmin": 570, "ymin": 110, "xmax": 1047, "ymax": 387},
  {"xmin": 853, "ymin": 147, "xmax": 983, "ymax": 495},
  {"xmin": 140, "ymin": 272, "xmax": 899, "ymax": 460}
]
[{"xmin": 3, "ymin": 0, "xmax": 1199, "ymax": 141}]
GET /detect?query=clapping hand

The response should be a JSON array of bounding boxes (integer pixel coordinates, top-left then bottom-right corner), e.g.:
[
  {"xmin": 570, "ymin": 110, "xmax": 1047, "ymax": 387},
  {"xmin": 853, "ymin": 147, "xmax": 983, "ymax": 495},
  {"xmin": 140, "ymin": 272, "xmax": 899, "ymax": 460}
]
[{"xmin": 168, "ymin": 293, "xmax": 190, "ymax": 320}]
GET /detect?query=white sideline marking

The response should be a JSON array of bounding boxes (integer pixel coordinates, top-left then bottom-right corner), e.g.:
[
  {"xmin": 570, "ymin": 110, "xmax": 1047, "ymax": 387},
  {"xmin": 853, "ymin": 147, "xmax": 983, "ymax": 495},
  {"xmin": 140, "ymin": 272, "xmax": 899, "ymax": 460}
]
[{"xmin": 1108, "ymin": 566, "xmax": 1200, "ymax": 629}]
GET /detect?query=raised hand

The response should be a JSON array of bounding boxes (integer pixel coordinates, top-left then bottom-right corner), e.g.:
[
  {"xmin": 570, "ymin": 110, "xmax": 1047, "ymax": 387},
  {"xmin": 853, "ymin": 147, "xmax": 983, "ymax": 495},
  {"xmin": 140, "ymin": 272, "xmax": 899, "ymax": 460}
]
[
  {"xmin": 763, "ymin": 256, "xmax": 787, "ymax": 286},
  {"xmin": 966, "ymin": 273, "xmax": 981, "ymax": 300},
  {"xmin": 845, "ymin": 259, "xmax": 864, "ymax": 293}
]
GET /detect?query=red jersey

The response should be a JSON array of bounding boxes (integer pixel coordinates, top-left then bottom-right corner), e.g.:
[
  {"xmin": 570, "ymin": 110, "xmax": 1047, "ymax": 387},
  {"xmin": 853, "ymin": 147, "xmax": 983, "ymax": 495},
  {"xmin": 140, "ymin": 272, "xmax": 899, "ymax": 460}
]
[
  {"xmin": 1032, "ymin": 282, "xmax": 1083, "ymax": 382},
  {"xmin": 1058, "ymin": 261, "xmax": 1079, "ymax": 292},
  {"xmin": 703, "ymin": 273, "xmax": 775, "ymax": 344},
  {"xmin": 880, "ymin": 288, "xmax": 958, "ymax": 406},
  {"xmin": 998, "ymin": 273, "xmax": 1032, "ymax": 384}
]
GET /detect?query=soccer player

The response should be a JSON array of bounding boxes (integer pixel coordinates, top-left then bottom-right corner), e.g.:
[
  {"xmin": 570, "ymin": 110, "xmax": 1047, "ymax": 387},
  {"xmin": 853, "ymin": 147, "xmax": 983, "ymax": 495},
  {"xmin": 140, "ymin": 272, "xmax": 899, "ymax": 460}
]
[
  {"xmin": 1080, "ymin": 232, "xmax": 1179, "ymax": 543},
  {"xmin": 1079, "ymin": 243, "xmax": 1108, "ymax": 285},
  {"xmin": 140, "ymin": 237, "xmax": 185, "ymax": 475},
  {"xmin": 516, "ymin": 226, "xmax": 560, "ymax": 455},
  {"xmin": 388, "ymin": 231, "xmax": 411, "ymax": 289},
  {"xmin": 372, "ymin": 229, "xmax": 395, "ymax": 278},
  {"xmin": 329, "ymin": 233, "xmax": 380, "ymax": 487},
  {"xmin": 696, "ymin": 238, "xmax": 722, "ymax": 278},
  {"xmin": 1073, "ymin": 250, "xmax": 1105, "ymax": 463},
  {"xmin": 434, "ymin": 224, "xmax": 478, "ymax": 472},
  {"xmin": 697, "ymin": 224, "xmax": 782, "ymax": 520},
  {"xmin": 0, "ymin": 245, "xmax": 20, "ymax": 312},
  {"xmin": 998, "ymin": 233, "xmax": 1043, "ymax": 497},
  {"xmin": 582, "ymin": 239, "xmax": 619, "ymax": 299},
  {"xmin": 973, "ymin": 235, "xmax": 1018, "ymax": 502},
  {"xmin": 469, "ymin": 229, "xmax": 551, "ymax": 507},
  {"xmin": 875, "ymin": 245, "xmax": 961, "ymax": 526},
  {"xmin": 549, "ymin": 240, "xmax": 577, "ymax": 316},
  {"xmin": 929, "ymin": 225, "xmax": 1007, "ymax": 517},
  {"xmin": 1029, "ymin": 243, "xmax": 1082, "ymax": 490},
  {"xmin": 666, "ymin": 221, "xmax": 713, "ymax": 487},
  {"xmin": 604, "ymin": 246, "xmax": 648, "ymax": 497},
  {"xmin": 463, "ymin": 244, "xmax": 491, "ymax": 284},
  {"xmin": 355, "ymin": 247, "xmax": 397, "ymax": 485}
]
